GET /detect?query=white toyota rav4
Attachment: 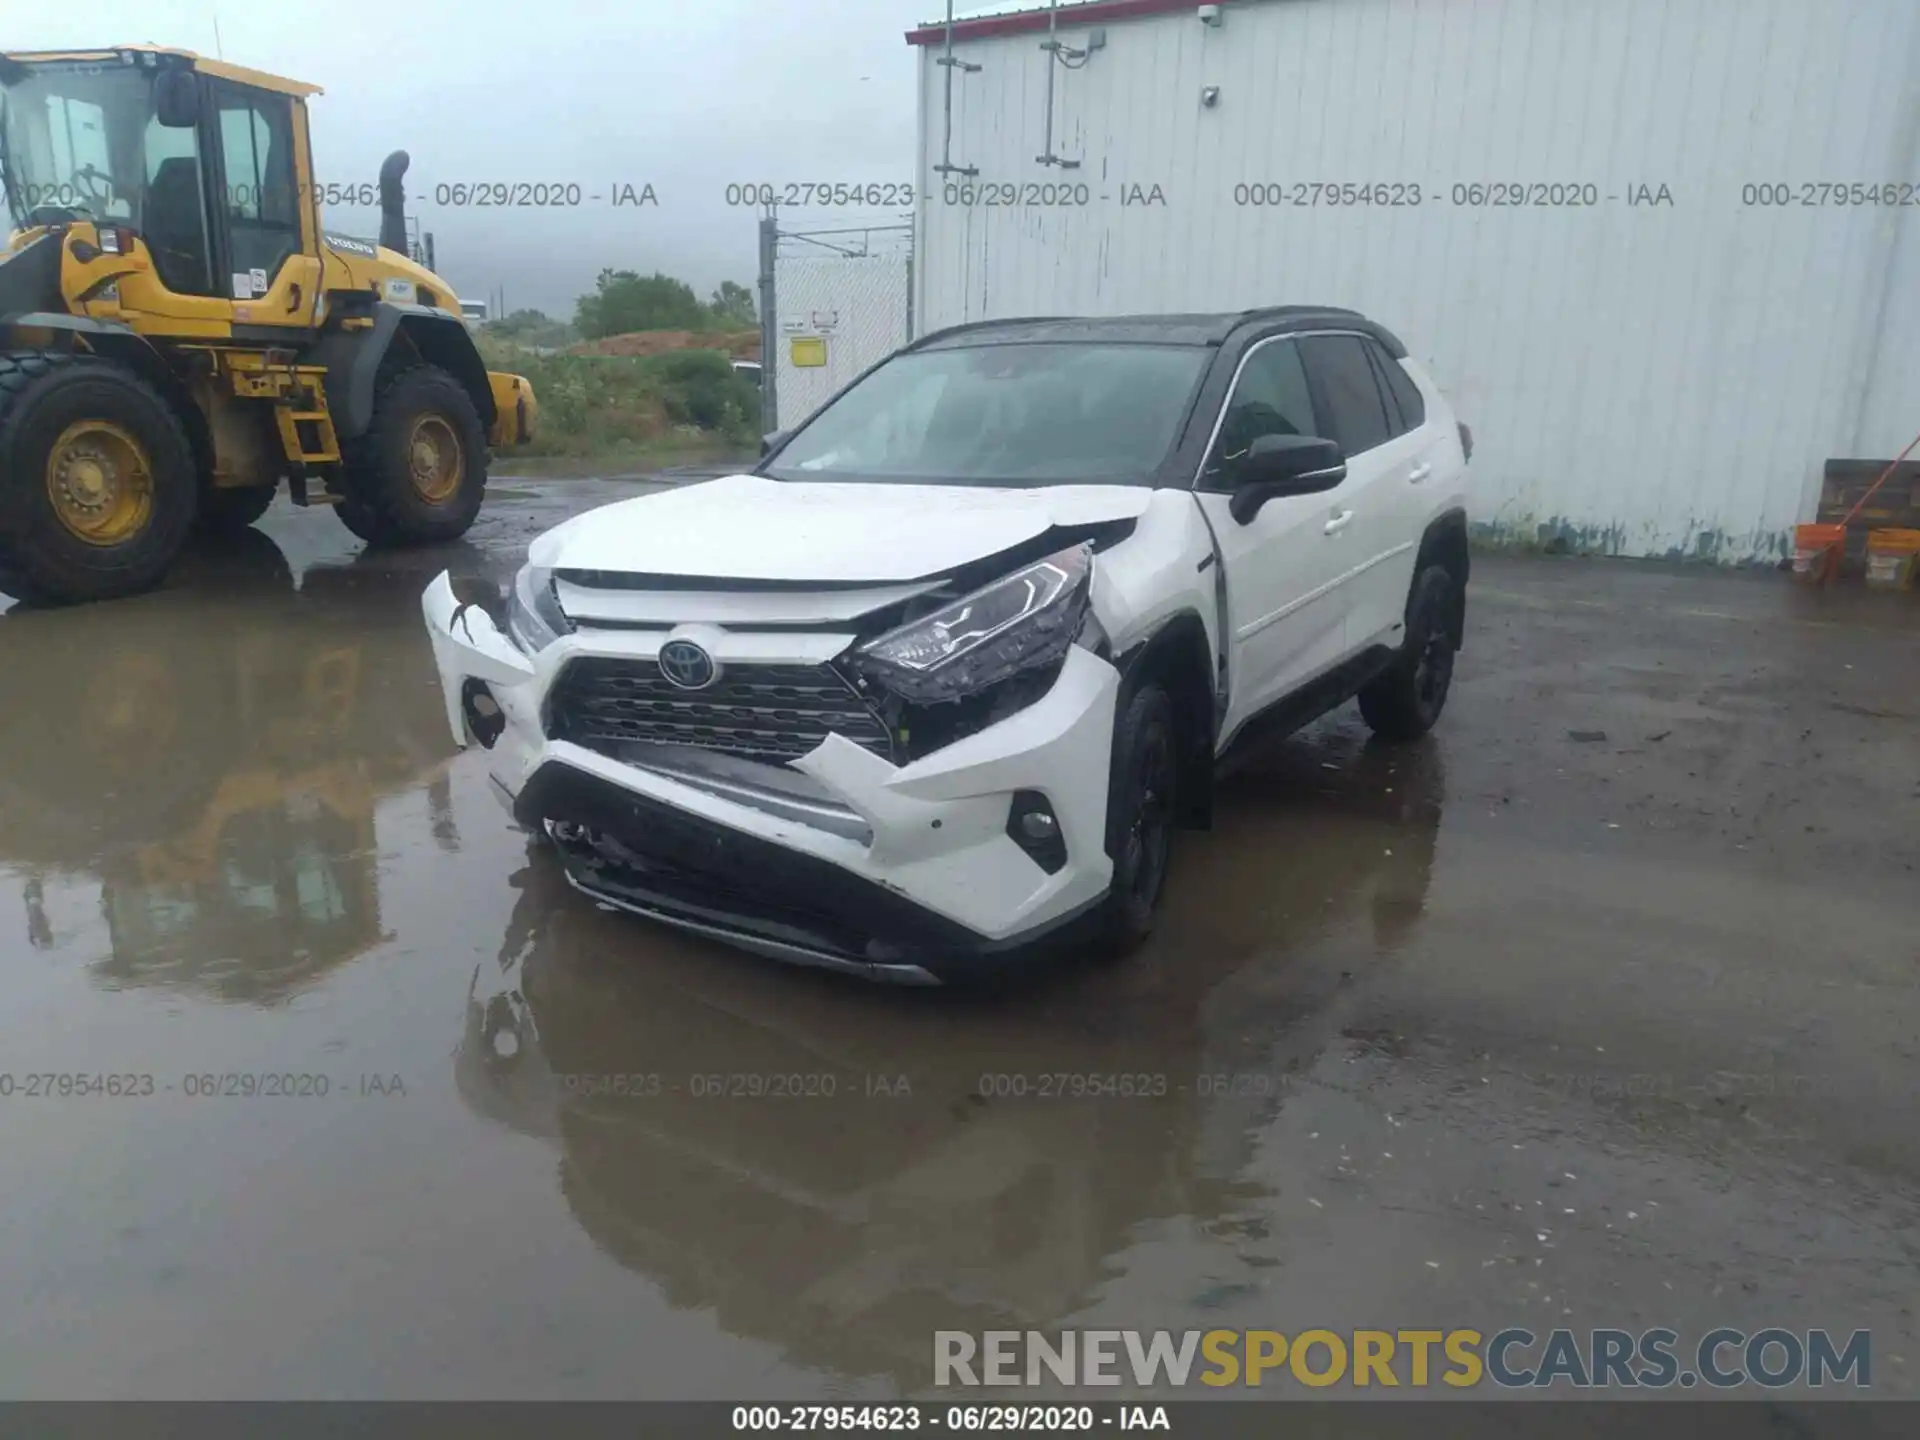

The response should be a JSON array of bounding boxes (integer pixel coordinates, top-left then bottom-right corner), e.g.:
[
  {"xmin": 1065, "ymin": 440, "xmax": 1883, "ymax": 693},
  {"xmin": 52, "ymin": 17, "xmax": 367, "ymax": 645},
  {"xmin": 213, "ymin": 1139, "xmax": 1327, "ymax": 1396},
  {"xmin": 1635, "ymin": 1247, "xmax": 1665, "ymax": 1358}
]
[{"xmin": 423, "ymin": 307, "xmax": 1471, "ymax": 983}]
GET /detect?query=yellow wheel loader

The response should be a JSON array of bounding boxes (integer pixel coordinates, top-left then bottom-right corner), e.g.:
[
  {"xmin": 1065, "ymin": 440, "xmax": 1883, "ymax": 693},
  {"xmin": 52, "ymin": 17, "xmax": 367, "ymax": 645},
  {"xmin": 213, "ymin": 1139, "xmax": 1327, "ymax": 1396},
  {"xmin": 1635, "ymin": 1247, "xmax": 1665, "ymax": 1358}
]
[{"xmin": 0, "ymin": 47, "xmax": 538, "ymax": 604}]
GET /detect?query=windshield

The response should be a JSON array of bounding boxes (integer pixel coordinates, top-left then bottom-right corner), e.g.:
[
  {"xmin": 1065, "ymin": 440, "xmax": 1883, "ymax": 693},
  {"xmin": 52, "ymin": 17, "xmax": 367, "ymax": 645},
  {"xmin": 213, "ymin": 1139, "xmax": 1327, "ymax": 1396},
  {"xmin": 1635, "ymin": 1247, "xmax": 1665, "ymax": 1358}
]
[
  {"xmin": 764, "ymin": 342, "xmax": 1210, "ymax": 487},
  {"xmin": 0, "ymin": 61, "xmax": 167, "ymax": 233}
]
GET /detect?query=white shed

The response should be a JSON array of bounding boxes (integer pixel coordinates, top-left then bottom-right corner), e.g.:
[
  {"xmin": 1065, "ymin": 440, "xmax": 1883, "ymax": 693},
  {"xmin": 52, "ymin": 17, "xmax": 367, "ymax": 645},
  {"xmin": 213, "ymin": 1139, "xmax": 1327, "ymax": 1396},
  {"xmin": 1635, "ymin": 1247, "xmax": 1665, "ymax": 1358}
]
[{"xmin": 907, "ymin": 0, "xmax": 1920, "ymax": 561}]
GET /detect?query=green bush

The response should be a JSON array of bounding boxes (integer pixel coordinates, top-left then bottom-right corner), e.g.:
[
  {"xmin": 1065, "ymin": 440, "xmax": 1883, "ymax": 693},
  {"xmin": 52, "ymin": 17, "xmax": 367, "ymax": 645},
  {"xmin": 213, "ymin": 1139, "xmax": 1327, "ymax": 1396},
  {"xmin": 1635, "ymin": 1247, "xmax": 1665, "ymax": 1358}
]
[
  {"xmin": 476, "ymin": 338, "xmax": 758, "ymax": 458},
  {"xmin": 575, "ymin": 270, "xmax": 712, "ymax": 338},
  {"xmin": 646, "ymin": 350, "xmax": 753, "ymax": 432}
]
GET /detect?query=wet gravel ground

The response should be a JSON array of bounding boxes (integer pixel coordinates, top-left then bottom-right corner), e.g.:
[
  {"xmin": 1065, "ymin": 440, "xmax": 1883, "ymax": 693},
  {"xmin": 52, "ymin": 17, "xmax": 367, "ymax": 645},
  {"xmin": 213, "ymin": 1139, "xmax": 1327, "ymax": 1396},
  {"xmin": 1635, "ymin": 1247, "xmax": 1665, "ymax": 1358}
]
[{"xmin": 0, "ymin": 479, "xmax": 1916, "ymax": 1401}]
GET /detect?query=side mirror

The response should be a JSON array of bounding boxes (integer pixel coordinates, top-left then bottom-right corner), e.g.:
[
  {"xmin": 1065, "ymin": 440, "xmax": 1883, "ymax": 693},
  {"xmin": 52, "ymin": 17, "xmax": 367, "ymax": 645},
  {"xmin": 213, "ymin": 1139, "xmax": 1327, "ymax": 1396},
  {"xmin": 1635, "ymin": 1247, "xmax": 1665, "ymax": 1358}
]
[
  {"xmin": 760, "ymin": 429, "xmax": 788, "ymax": 458},
  {"xmin": 1227, "ymin": 434, "xmax": 1347, "ymax": 524},
  {"xmin": 154, "ymin": 69, "xmax": 200, "ymax": 129}
]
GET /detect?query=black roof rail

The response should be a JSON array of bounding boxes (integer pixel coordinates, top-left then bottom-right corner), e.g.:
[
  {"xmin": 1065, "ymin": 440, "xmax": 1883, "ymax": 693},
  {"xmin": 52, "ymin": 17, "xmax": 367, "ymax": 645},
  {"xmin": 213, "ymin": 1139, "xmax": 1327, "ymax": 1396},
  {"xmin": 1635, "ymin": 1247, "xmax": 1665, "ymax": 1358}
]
[
  {"xmin": 1232, "ymin": 304, "xmax": 1364, "ymax": 323},
  {"xmin": 1226, "ymin": 305, "xmax": 1405, "ymax": 358},
  {"xmin": 900, "ymin": 305, "xmax": 1406, "ymax": 357},
  {"xmin": 903, "ymin": 316, "xmax": 1076, "ymax": 350}
]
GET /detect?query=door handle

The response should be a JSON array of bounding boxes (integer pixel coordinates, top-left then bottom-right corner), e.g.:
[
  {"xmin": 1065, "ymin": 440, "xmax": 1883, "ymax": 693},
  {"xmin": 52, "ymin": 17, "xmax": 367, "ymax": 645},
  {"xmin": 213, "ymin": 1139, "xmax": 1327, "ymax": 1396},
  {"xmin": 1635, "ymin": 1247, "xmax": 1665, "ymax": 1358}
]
[
  {"xmin": 1407, "ymin": 462, "xmax": 1433, "ymax": 484},
  {"xmin": 1323, "ymin": 509, "xmax": 1354, "ymax": 535}
]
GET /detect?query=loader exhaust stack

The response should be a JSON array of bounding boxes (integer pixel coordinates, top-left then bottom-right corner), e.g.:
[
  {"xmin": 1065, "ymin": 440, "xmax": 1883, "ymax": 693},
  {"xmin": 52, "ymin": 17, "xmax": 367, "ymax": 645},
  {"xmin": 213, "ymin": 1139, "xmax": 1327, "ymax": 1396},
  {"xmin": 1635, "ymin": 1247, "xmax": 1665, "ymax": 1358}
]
[{"xmin": 378, "ymin": 150, "xmax": 410, "ymax": 255}]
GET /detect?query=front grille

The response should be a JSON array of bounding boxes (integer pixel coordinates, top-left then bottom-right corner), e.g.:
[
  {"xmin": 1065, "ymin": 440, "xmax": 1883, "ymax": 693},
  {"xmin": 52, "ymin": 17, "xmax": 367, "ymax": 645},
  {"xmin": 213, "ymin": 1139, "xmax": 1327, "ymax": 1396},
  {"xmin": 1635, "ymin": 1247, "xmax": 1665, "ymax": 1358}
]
[{"xmin": 547, "ymin": 657, "xmax": 894, "ymax": 764}]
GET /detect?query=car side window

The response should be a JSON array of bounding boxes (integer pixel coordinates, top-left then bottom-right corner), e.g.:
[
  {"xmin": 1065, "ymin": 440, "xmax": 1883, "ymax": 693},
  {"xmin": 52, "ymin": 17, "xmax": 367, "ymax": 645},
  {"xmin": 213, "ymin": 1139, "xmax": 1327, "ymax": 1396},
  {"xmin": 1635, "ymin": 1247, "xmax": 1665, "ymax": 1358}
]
[
  {"xmin": 1300, "ymin": 334, "xmax": 1393, "ymax": 457},
  {"xmin": 1204, "ymin": 337, "xmax": 1317, "ymax": 486},
  {"xmin": 1369, "ymin": 339, "xmax": 1426, "ymax": 433}
]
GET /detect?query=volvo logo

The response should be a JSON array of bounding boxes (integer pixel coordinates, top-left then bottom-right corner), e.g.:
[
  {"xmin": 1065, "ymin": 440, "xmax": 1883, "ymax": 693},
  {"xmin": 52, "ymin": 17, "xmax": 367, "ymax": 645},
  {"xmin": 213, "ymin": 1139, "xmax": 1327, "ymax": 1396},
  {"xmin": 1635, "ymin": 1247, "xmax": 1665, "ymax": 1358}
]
[{"xmin": 658, "ymin": 638, "xmax": 719, "ymax": 690}]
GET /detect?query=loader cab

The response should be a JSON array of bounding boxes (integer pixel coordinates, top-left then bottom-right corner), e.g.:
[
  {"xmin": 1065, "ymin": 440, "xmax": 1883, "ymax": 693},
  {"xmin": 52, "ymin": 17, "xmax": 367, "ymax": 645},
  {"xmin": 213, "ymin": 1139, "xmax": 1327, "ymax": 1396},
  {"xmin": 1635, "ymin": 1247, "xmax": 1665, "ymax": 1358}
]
[{"xmin": 0, "ymin": 49, "xmax": 322, "ymax": 327}]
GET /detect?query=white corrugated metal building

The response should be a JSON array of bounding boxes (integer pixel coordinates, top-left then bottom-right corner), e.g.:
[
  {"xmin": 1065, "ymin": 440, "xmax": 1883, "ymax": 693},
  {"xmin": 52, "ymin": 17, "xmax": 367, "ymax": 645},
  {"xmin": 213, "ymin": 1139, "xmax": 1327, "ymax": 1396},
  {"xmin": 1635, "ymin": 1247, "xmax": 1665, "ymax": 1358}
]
[{"xmin": 907, "ymin": 0, "xmax": 1920, "ymax": 561}]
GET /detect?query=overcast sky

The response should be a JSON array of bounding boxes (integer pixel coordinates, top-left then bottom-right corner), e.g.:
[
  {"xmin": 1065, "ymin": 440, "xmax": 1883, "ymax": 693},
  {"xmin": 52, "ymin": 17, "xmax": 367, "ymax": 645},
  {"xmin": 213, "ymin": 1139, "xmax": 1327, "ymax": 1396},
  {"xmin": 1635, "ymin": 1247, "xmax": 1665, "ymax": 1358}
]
[{"xmin": 10, "ymin": 0, "xmax": 938, "ymax": 317}]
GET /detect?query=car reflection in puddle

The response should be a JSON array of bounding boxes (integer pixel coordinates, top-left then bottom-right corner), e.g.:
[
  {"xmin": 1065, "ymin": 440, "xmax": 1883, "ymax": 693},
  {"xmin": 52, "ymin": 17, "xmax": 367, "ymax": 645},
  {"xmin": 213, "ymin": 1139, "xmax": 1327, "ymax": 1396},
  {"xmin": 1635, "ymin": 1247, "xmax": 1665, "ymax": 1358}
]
[{"xmin": 455, "ymin": 728, "xmax": 1445, "ymax": 1391}]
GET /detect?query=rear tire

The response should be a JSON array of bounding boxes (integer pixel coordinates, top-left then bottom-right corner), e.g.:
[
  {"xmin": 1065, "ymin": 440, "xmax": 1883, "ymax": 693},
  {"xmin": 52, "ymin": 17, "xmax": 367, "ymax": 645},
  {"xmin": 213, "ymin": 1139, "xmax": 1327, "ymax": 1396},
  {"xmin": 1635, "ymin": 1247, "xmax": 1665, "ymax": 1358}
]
[
  {"xmin": 1090, "ymin": 683, "xmax": 1178, "ymax": 958},
  {"xmin": 195, "ymin": 483, "xmax": 277, "ymax": 536},
  {"xmin": 335, "ymin": 364, "xmax": 488, "ymax": 547},
  {"xmin": 0, "ymin": 351, "xmax": 197, "ymax": 604},
  {"xmin": 1358, "ymin": 564, "xmax": 1461, "ymax": 741}
]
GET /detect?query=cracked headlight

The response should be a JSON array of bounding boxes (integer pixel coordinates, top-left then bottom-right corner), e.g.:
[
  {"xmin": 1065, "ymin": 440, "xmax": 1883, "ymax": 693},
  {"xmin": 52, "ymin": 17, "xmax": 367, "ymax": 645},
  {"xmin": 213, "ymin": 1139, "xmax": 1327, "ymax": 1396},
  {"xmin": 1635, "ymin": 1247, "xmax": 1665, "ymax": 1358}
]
[
  {"xmin": 853, "ymin": 543, "xmax": 1094, "ymax": 703},
  {"xmin": 506, "ymin": 564, "xmax": 572, "ymax": 654}
]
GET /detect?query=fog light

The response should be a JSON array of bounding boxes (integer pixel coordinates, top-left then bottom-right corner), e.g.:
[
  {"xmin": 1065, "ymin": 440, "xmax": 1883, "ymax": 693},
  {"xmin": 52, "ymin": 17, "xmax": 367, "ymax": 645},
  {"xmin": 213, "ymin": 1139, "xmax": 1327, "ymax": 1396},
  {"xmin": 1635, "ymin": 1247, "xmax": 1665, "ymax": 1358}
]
[
  {"xmin": 461, "ymin": 678, "xmax": 506, "ymax": 749},
  {"xmin": 1006, "ymin": 790, "xmax": 1066, "ymax": 874}
]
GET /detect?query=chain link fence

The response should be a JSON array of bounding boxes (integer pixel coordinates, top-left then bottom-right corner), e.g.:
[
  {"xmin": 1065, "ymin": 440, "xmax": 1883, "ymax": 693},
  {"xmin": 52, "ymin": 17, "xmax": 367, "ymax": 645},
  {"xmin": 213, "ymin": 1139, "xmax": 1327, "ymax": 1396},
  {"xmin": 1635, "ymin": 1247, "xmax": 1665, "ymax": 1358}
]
[{"xmin": 757, "ymin": 218, "xmax": 914, "ymax": 435}]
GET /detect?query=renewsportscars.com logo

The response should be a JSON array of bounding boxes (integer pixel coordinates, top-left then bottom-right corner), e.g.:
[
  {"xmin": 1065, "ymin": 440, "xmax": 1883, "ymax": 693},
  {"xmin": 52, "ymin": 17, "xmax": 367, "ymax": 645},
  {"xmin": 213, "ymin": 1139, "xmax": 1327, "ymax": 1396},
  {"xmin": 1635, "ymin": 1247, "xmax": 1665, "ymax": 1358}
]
[{"xmin": 934, "ymin": 1328, "xmax": 1872, "ymax": 1391}]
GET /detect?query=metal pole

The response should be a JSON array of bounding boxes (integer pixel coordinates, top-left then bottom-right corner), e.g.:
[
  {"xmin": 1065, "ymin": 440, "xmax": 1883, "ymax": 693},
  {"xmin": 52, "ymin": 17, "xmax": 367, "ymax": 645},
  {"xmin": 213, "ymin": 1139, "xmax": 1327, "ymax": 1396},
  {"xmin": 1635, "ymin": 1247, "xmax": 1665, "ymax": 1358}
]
[
  {"xmin": 1037, "ymin": 0, "xmax": 1060, "ymax": 164},
  {"xmin": 1036, "ymin": 0, "xmax": 1083, "ymax": 168},
  {"xmin": 758, "ymin": 213, "xmax": 779, "ymax": 434},
  {"xmin": 933, "ymin": 0, "xmax": 980, "ymax": 179},
  {"xmin": 941, "ymin": 0, "xmax": 957, "ymax": 171}
]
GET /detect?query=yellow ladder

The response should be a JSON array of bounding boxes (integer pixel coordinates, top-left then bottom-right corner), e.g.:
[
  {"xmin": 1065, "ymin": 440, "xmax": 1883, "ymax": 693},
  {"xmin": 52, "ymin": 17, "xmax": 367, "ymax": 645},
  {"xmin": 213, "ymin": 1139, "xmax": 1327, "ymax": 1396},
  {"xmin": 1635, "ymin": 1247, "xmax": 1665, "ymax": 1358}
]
[{"xmin": 275, "ymin": 400, "xmax": 341, "ymax": 465}]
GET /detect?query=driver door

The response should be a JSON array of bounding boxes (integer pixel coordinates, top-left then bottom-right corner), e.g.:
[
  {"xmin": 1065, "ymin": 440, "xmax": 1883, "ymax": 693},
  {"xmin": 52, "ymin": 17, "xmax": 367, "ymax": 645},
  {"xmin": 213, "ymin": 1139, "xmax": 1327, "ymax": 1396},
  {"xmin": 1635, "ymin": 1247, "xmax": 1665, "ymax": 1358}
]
[
  {"xmin": 1191, "ymin": 335, "xmax": 1358, "ymax": 746},
  {"xmin": 205, "ymin": 79, "xmax": 321, "ymax": 330},
  {"xmin": 139, "ymin": 116, "xmax": 217, "ymax": 297}
]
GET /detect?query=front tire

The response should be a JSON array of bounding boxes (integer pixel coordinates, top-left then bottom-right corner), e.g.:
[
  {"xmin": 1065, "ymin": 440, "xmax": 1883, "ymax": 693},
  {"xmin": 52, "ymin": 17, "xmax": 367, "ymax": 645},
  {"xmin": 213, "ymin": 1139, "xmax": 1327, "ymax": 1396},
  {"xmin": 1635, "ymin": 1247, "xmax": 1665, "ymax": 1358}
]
[
  {"xmin": 1091, "ymin": 683, "xmax": 1178, "ymax": 958},
  {"xmin": 0, "ymin": 352, "xmax": 197, "ymax": 604},
  {"xmin": 335, "ymin": 364, "xmax": 488, "ymax": 547},
  {"xmin": 1358, "ymin": 564, "xmax": 1461, "ymax": 741}
]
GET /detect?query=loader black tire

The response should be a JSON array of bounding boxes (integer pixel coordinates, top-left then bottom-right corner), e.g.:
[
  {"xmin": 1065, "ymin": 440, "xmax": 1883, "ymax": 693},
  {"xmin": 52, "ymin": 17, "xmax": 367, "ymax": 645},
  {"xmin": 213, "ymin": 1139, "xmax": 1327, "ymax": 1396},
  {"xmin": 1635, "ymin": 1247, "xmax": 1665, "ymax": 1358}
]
[
  {"xmin": 0, "ymin": 351, "xmax": 198, "ymax": 605},
  {"xmin": 194, "ymin": 483, "xmax": 277, "ymax": 536},
  {"xmin": 335, "ymin": 364, "xmax": 488, "ymax": 547}
]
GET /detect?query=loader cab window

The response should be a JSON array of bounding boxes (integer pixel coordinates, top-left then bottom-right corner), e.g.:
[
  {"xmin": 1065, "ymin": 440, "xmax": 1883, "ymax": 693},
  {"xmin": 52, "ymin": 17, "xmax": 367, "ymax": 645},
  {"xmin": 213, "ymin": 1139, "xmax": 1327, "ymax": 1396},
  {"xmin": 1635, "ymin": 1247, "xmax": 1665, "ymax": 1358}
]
[
  {"xmin": 43, "ymin": 95, "xmax": 130, "ymax": 220},
  {"xmin": 141, "ymin": 119, "xmax": 214, "ymax": 296},
  {"xmin": 211, "ymin": 83, "xmax": 302, "ymax": 300},
  {"xmin": 0, "ymin": 63, "xmax": 151, "ymax": 230}
]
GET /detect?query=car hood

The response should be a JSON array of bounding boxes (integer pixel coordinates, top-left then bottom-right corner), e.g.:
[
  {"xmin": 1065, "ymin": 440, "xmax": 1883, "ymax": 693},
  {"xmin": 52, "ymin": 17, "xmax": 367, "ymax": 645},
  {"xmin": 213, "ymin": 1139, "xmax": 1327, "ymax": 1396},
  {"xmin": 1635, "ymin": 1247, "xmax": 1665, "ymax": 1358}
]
[{"xmin": 528, "ymin": 474, "xmax": 1155, "ymax": 583}]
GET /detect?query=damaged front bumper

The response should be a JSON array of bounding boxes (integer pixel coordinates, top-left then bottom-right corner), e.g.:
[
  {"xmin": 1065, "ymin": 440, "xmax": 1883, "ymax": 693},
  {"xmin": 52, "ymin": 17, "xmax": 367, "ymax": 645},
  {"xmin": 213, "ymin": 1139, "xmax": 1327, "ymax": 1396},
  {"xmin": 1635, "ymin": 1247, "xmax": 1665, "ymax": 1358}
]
[{"xmin": 420, "ymin": 573, "xmax": 1120, "ymax": 983}]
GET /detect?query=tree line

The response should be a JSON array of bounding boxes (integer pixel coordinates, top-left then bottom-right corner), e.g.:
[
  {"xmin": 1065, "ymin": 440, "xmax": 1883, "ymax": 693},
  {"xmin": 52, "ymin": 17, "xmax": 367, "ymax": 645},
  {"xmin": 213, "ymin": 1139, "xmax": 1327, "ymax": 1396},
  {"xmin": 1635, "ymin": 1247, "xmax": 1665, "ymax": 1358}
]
[{"xmin": 487, "ymin": 272, "xmax": 757, "ymax": 347}]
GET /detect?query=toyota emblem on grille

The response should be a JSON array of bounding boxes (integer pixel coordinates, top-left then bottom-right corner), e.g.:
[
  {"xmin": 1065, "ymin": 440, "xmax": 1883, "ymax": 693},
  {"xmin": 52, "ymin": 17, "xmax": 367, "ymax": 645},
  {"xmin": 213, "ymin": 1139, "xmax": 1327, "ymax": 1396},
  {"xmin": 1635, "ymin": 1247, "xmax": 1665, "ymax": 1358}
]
[{"xmin": 658, "ymin": 638, "xmax": 718, "ymax": 690}]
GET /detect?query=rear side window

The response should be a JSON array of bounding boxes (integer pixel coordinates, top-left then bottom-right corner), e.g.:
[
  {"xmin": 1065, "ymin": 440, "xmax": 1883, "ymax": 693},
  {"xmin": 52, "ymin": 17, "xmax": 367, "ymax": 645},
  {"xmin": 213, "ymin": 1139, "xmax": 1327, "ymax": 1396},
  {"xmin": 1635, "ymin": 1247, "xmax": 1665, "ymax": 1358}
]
[
  {"xmin": 1299, "ymin": 334, "xmax": 1393, "ymax": 456},
  {"xmin": 1370, "ymin": 342, "xmax": 1426, "ymax": 433}
]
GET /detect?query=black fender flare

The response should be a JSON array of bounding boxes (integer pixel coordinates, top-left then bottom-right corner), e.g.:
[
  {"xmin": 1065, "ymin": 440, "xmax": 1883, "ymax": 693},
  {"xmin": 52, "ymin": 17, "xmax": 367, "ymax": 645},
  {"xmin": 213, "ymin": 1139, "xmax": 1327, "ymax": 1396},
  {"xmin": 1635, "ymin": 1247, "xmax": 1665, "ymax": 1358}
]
[
  {"xmin": 315, "ymin": 302, "xmax": 496, "ymax": 441},
  {"xmin": 1112, "ymin": 609, "xmax": 1219, "ymax": 830},
  {"xmin": 1414, "ymin": 507, "xmax": 1470, "ymax": 650}
]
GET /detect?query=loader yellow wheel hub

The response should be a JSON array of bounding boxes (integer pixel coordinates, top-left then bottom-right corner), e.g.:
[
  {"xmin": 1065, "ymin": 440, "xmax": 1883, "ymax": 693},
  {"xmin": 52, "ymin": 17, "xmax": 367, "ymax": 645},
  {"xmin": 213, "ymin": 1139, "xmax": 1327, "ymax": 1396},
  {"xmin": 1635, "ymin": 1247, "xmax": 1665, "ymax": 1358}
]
[
  {"xmin": 46, "ymin": 420, "xmax": 154, "ymax": 546},
  {"xmin": 406, "ymin": 415, "xmax": 463, "ymax": 505}
]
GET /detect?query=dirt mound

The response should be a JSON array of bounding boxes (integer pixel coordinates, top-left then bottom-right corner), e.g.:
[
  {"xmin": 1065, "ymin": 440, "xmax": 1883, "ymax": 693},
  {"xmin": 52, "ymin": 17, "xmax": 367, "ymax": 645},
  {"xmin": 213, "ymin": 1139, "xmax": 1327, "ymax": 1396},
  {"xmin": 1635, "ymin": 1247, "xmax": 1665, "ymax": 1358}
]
[{"xmin": 568, "ymin": 329, "xmax": 761, "ymax": 361}]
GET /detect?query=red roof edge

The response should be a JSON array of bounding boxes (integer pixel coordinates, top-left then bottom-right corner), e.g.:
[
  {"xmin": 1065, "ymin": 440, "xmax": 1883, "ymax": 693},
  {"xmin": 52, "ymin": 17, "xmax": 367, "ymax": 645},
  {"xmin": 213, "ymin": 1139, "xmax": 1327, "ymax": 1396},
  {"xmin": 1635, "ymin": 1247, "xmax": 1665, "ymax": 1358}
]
[{"xmin": 906, "ymin": 0, "xmax": 1200, "ymax": 46}]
